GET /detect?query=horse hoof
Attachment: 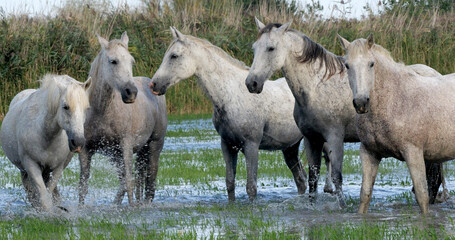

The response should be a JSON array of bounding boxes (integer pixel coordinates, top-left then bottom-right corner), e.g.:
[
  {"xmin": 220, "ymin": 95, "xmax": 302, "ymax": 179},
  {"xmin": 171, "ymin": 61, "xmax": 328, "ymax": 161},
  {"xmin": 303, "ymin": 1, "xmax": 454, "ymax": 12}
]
[{"xmin": 323, "ymin": 187, "xmax": 334, "ymax": 194}]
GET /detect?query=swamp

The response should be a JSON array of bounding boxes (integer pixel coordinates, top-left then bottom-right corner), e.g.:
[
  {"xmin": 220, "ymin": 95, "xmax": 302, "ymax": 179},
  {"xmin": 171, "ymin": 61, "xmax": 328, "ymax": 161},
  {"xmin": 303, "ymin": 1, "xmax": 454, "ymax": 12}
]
[{"xmin": 0, "ymin": 115, "xmax": 454, "ymax": 239}]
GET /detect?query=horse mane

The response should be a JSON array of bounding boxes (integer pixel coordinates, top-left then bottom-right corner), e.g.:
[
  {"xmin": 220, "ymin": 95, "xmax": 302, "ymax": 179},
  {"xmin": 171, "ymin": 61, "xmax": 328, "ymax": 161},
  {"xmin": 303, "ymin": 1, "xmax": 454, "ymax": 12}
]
[
  {"xmin": 297, "ymin": 35, "xmax": 345, "ymax": 79},
  {"xmin": 40, "ymin": 74, "xmax": 89, "ymax": 114},
  {"xmin": 167, "ymin": 36, "xmax": 250, "ymax": 71},
  {"xmin": 259, "ymin": 23, "xmax": 345, "ymax": 80},
  {"xmin": 87, "ymin": 53, "xmax": 101, "ymax": 101}
]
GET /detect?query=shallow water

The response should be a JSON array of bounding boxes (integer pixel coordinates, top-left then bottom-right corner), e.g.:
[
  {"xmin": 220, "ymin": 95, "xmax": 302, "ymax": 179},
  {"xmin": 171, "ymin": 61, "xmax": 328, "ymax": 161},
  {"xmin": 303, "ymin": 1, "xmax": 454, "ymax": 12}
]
[{"xmin": 1, "ymin": 118, "xmax": 454, "ymax": 238}]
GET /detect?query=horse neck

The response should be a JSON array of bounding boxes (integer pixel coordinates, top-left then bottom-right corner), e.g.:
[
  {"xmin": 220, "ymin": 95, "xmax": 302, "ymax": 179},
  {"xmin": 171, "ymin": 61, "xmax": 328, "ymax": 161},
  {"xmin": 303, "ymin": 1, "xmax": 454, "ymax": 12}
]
[
  {"xmin": 88, "ymin": 58, "xmax": 116, "ymax": 112},
  {"xmin": 282, "ymin": 33, "xmax": 344, "ymax": 102},
  {"xmin": 370, "ymin": 57, "xmax": 403, "ymax": 113},
  {"xmin": 194, "ymin": 47, "xmax": 249, "ymax": 107}
]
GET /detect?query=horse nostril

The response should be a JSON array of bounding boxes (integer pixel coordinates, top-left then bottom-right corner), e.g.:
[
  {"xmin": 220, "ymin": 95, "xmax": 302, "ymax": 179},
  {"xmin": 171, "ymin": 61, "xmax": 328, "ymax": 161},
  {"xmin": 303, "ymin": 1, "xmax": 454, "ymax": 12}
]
[
  {"xmin": 252, "ymin": 81, "xmax": 257, "ymax": 88},
  {"xmin": 125, "ymin": 88, "xmax": 131, "ymax": 96},
  {"xmin": 71, "ymin": 139, "xmax": 76, "ymax": 147},
  {"xmin": 366, "ymin": 97, "xmax": 370, "ymax": 102}
]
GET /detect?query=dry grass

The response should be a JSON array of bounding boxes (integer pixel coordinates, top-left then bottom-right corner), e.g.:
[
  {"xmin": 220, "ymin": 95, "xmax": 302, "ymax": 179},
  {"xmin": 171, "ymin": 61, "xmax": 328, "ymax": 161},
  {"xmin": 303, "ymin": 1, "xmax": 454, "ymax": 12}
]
[{"xmin": 0, "ymin": 0, "xmax": 454, "ymax": 117}]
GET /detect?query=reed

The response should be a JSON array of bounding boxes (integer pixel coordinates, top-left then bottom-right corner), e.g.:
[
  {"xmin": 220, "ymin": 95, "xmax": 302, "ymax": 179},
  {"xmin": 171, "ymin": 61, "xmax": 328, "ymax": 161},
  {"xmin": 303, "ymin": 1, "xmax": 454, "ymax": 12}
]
[{"xmin": 0, "ymin": 0, "xmax": 454, "ymax": 119}]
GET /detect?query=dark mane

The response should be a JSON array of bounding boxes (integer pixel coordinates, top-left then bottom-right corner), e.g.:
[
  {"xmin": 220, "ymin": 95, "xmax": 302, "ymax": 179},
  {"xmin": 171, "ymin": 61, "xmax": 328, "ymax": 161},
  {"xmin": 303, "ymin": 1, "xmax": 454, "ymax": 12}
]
[
  {"xmin": 258, "ymin": 23, "xmax": 345, "ymax": 80},
  {"xmin": 258, "ymin": 23, "xmax": 283, "ymax": 39},
  {"xmin": 297, "ymin": 35, "xmax": 345, "ymax": 80}
]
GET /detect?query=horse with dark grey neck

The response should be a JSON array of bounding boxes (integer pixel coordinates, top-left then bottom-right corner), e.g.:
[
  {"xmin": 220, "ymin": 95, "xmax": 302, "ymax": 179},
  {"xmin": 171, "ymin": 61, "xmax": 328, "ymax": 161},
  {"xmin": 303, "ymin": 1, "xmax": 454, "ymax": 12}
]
[
  {"xmin": 150, "ymin": 27, "xmax": 310, "ymax": 201},
  {"xmin": 245, "ymin": 18, "xmax": 444, "ymax": 206}
]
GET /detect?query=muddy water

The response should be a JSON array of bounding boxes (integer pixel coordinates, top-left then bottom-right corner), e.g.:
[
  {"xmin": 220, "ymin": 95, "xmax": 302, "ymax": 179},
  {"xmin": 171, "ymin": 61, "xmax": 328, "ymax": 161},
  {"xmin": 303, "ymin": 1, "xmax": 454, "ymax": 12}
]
[{"xmin": 1, "ymin": 118, "xmax": 454, "ymax": 237}]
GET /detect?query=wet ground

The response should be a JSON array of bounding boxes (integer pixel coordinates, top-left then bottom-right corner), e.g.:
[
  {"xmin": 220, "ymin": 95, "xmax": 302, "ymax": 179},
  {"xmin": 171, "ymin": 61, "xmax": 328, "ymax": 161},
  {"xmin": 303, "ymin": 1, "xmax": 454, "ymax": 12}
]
[{"xmin": 1, "ymin": 118, "xmax": 454, "ymax": 238}]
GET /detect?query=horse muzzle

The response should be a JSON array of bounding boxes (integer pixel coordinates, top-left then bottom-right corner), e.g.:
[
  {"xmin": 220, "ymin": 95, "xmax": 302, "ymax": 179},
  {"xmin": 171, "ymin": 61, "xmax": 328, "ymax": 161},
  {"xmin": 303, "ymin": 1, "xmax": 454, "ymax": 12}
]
[
  {"xmin": 149, "ymin": 81, "xmax": 167, "ymax": 96},
  {"xmin": 121, "ymin": 84, "xmax": 138, "ymax": 104},
  {"xmin": 68, "ymin": 135, "xmax": 86, "ymax": 152},
  {"xmin": 353, "ymin": 97, "xmax": 370, "ymax": 114},
  {"xmin": 245, "ymin": 75, "xmax": 264, "ymax": 94}
]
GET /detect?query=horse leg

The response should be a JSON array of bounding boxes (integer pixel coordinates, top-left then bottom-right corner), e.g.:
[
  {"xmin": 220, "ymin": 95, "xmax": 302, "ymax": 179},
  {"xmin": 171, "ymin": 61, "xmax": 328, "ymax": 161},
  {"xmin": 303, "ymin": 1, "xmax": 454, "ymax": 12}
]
[
  {"xmin": 242, "ymin": 141, "xmax": 260, "ymax": 201},
  {"xmin": 282, "ymin": 139, "xmax": 307, "ymax": 194},
  {"xmin": 46, "ymin": 160, "xmax": 69, "ymax": 205},
  {"xmin": 111, "ymin": 156, "xmax": 127, "ymax": 205},
  {"xmin": 42, "ymin": 168, "xmax": 60, "ymax": 205},
  {"xmin": 424, "ymin": 161, "xmax": 442, "ymax": 204},
  {"xmin": 322, "ymin": 143, "xmax": 334, "ymax": 194},
  {"xmin": 404, "ymin": 146, "xmax": 429, "ymax": 214},
  {"xmin": 20, "ymin": 171, "xmax": 38, "ymax": 207},
  {"xmin": 221, "ymin": 139, "xmax": 239, "ymax": 202},
  {"xmin": 358, "ymin": 143, "xmax": 381, "ymax": 213},
  {"xmin": 135, "ymin": 146, "xmax": 148, "ymax": 202},
  {"xmin": 22, "ymin": 157, "xmax": 52, "ymax": 211},
  {"xmin": 304, "ymin": 136, "xmax": 324, "ymax": 201},
  {"xmin": 123, "ymin": 144, "xmax": 135, "ymax": 205},
  {"xmin": 326, "ymin": 135, "xmax": 346, "ymax": 207},
  {"xmin": 144, "ymin": 138, "xmax": 165, "ymax": 204},
  {"xmin": 78, "ymin": 148, "xmax": 93, "ymax": 205}
]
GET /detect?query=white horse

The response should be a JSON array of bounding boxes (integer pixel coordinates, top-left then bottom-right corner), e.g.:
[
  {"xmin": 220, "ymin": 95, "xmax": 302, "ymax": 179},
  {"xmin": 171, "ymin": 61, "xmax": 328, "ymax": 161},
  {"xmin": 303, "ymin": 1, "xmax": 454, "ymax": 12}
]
[
  {"xmin": 150, "ymin": 27, "xmax": 312, "ymax": 201},
  {"xmin": 338, "ymin": 34, "xmax": 455, "ymax": 214},
  {"xmin": 1, "ymin": 74, "xmax": 90, "ymax": 211},
  {"xmin": 78, "ymin": 32, "xmax": 167, "ymax": 205}
]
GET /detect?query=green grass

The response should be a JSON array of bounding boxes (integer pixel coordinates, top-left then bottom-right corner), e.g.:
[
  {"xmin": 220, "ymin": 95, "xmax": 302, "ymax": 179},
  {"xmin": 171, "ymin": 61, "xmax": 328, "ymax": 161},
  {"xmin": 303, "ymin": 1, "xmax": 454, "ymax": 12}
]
[
  {"xmin": 2, "ymin": 116, "xmax": 455, "ymax": 238},
  {"xmin": 308, "ymin": 220, "xmax": 453, "ymax": 240}
]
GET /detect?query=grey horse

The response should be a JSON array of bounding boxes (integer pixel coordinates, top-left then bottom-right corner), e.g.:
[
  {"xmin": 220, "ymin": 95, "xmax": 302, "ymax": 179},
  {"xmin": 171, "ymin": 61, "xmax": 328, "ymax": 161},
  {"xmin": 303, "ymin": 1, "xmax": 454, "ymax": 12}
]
[
  {"xmin": 149, "ymin": 27, "xmax": 310, "ymax": 201},
  {"xmin": 338, "ymin": 34, "xmax": 454, "ymax": 214},
  {"xmin": 78, "ymin": 32, "xmax": 167, "ymax": 205},
  {"xmin": 245, "ymin": 18, "xmax": 444, "ymax": 206},
  {"xmin": 1, "ymin": 74, "xmax": 90, "ymax": 211}
]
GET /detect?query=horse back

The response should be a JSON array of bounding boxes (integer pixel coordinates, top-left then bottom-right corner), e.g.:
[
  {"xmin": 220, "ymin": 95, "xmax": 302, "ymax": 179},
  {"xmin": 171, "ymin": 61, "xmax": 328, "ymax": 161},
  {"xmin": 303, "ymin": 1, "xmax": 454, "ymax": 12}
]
[{"xmin": 133, "ymin": 76, "xmax": 167, "ymax": 141}]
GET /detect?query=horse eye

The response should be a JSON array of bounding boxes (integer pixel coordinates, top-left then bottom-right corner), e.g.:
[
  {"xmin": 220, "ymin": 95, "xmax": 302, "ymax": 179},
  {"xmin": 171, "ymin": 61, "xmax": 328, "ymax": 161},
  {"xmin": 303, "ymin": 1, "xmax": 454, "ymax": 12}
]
[
  {"xmin": 345, "ymin": 63, "xmax": 350, "ymax": 69},
  {"xmin": 109, "ymin": 59, "xmax": 118, "ymax": 65},
  {"xmin": 170, "ymin": 54, "xmax": 178, "ymax": 59},
  {"xmin": 267, "ymin": 47, "xmax": 275, "ymax": 52},
  {"xmin": 63, "ymin": 105, "xmax": 70, "ymax": 110},
  {"xmin": 369, "ymin": 62, "xmax": 375, "ymax": 68}
]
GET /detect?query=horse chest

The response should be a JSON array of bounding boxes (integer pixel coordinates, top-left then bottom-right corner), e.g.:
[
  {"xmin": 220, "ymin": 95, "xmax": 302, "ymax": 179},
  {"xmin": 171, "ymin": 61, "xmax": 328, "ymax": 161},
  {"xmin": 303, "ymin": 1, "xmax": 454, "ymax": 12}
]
[{"xmin": 356, "ymin": 115, "xmax": 402, "ymax": 158}]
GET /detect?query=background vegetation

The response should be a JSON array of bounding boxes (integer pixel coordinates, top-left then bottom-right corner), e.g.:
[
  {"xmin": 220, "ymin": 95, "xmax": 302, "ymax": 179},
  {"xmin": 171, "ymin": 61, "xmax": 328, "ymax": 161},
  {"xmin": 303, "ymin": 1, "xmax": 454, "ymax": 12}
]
[{"xmin": 0, "ymin": 0, "xmax": 454, "ymax": 119}]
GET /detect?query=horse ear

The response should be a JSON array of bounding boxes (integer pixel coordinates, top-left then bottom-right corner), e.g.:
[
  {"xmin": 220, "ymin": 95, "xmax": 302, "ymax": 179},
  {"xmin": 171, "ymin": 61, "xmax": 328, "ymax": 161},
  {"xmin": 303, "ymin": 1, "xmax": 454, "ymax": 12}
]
[
  {"xmin": 121, "ymin": 31, "xmax": 129, "ymax": 46},
  {"xmin": 337, "ymin": 34, "xmax": 351, "ymax": 50},
  {"xmin": 367, "ymin": 34, "xmax": 374, "ymax": 49},
  {"xmin": 97, "ymin": 34, "xmax": 109, "ymax": 49},
  {"xmin": 277, "ymin": 20, "xmax": 292, "ymax": 34},
  {"xmin": 254, "ymin": 16, "xmax": 266, "ymax": 31},
  {"xmin": 83, "ymin": 77, "xmax": 92, "ymax": 90},
  {"xmin": 170, "ymin": 26, "xmax": 185, "ymax": 40}
]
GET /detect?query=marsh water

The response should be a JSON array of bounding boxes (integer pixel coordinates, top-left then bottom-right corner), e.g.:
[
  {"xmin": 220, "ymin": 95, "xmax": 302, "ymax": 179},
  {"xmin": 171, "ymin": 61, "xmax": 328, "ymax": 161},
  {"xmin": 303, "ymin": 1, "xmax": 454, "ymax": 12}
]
[{"xmin": 1, "ymin": 118, "xmax": 455, "ymax": 238}]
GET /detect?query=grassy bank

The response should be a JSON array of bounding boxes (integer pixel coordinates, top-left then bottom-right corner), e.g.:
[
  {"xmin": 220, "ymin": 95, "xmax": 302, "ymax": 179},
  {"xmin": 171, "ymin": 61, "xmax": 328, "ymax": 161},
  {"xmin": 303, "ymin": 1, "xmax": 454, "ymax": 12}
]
[{"xmin": 0, "ymin": 0, "xmax": 454, "ymax": 120}]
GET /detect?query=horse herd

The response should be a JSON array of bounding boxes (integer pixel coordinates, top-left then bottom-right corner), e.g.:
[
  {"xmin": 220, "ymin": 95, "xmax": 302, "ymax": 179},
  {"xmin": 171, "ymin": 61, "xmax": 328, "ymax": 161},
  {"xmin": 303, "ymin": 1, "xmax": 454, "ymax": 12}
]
[{"xmin": 0, "ymin": 18, "xmax": 453, "ymax": 215}]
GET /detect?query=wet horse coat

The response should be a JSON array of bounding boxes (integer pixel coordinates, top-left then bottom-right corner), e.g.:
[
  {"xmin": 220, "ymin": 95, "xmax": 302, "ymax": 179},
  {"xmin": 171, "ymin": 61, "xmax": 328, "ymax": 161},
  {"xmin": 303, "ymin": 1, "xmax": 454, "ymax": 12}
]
[
  {"xmin": 1, "ymin": 74, "xmax": 89, "ymax": 211},
  {"xmin": 339, "ymin": 34, "xmax": 455, "ymax": 214},
  {"xmin": 150, "ymin": 27, "xmax": 308, "ymax": 201},
  {"xmin": 78, "ymin": 32, "xmax": 167, "ymax": 205},
  {"xmin": 245, "ymin": 18, "xmax": 444, "ymax": 206}
]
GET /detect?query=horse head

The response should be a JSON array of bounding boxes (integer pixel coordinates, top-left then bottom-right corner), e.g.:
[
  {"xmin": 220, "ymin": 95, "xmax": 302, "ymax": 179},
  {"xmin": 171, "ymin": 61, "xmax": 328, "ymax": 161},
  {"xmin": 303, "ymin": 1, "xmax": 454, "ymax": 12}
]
[
  {"xmin": 149, "ymin": 27, "xmax": 198, "ymax": 95},
  {"xmin": 338, "ymin": 34, "xmax": 375, "ymax": 114},
  {"xmin": 45, "ymin": 75, "xmax": 90, "ymax": 152},
  {"xmin": 95, "ymin": 32, "xmax": 137, "ymax": 103},
  {"xmin": 246, "ymin": 17, "xmax": 292, "ymax": 94}
]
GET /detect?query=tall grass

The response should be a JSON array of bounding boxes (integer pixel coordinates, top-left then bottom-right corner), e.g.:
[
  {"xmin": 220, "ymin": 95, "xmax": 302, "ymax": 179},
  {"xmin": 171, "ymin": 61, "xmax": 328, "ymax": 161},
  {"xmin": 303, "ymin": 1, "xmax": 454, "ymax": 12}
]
[{"xmin": 0, "ymin": 0, "xmax": 454, "ymax": 120}]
